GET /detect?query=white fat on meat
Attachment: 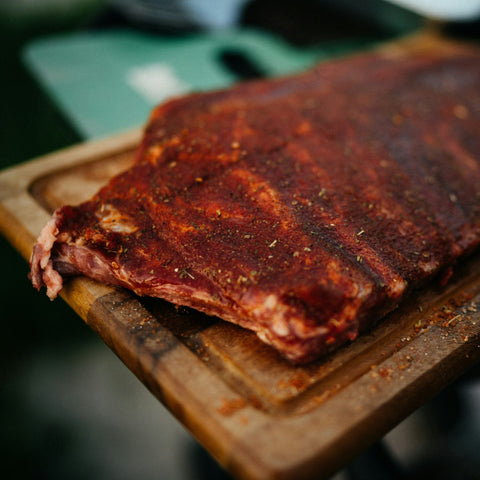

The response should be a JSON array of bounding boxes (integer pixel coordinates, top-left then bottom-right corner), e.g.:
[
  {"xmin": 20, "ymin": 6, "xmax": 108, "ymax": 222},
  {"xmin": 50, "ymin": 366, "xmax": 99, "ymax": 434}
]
[
  {"xmin": 96, "ymin": 204, "xmax": 138, "ymax": 234},
  {"xmin": 29, "ymin": 212, "xmax": 64, "ymax": 300}
]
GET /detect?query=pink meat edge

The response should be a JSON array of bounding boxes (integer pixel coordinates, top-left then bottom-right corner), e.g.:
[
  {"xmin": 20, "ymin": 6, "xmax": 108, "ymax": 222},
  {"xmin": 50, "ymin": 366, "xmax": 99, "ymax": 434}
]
[{"xmin": 29, "ymin": 212, "xmax": 64, "ymax": 300}]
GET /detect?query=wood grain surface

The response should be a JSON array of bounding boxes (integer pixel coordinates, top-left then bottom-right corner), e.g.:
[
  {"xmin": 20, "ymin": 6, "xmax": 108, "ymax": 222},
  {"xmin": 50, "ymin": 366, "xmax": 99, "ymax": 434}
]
[{"xmin": 1, "ymin": 33, "xmax": 480, "ymax": 480}]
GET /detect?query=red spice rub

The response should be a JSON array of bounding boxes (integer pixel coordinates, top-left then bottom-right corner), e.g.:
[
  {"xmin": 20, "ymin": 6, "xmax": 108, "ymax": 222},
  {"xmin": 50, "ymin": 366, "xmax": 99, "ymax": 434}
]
[{"xmin": 30, "ymin": 43, "xmax": 480, "ymax": 363}]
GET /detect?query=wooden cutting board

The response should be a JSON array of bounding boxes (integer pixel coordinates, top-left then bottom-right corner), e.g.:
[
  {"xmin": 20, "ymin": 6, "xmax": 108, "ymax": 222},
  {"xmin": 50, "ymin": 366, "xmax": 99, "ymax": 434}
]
[{"xmin": 2, "ymin": 33, "xmax": 480, "ymax": 480}]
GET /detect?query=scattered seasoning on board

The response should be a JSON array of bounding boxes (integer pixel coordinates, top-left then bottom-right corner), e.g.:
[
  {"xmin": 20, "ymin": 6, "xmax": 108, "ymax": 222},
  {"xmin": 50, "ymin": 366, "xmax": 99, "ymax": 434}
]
[{"xmin": 217, "ymin": 398, "xmax": 247, "ymax": 416}]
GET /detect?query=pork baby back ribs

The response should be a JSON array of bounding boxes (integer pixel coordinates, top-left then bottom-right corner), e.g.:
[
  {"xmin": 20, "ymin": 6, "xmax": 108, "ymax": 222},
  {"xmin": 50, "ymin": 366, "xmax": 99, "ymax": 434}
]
[{"xmin": 30, "ymin": 42, "xmax": 480, "ymax": 363}]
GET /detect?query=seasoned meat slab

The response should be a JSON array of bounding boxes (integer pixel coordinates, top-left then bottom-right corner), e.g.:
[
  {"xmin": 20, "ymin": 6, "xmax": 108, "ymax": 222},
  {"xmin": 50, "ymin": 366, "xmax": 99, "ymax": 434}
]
[{"xmin": 30, "ymin": 43, "xmax": 480, "ymax": 363}]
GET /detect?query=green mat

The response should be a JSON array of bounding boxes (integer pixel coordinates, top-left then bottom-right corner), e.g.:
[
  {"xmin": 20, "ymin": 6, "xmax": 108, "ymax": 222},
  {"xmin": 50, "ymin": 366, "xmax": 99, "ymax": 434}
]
[{"xmin": 23, "ymin": 28, "xmax": 380, "ymax": 139}]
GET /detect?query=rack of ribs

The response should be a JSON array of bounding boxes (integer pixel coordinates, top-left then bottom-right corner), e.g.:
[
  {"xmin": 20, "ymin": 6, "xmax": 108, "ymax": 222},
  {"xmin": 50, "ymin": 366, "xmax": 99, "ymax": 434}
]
[{"xmin": 30, "ymin": 40, "xmax": 480, "ymax": 363}]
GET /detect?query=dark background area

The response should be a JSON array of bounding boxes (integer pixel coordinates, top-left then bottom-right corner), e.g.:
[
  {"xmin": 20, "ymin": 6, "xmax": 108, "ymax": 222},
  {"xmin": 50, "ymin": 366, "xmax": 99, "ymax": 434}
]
[{"xmin": 1, "ymin": 1, "xmax": 480, "ymax": 479}]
